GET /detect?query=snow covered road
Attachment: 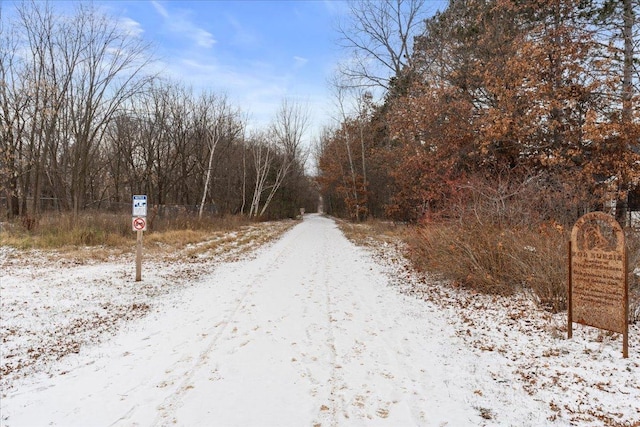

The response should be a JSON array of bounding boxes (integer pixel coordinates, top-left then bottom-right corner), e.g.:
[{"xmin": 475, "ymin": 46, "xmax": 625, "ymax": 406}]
[{"xmin": 0, "ymin": 214, "xmax": 602, "ymax": 426}]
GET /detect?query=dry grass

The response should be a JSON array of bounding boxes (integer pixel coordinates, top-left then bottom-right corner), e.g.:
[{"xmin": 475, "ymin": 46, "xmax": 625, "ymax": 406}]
[
  {"xmin": 0, "ymin": 211, "xmax": 296, "ymax": 262},
  {"xmin": 404, "ymin": 220, "xmax": 568, "ymax": 311},
  {"xmin": 145, "ymin": 229, "xmax": 212, "ymax": 249},
  {"xmin": 180, "ymin": 221, "xmax": 296, "ymax": 261},
  {"xmin": 1, "ymin": 212, "xmax": 131, "ymax": 250},
  {"xmin": 150, "ymin": 213, "xmax": 253, "ymax": 233},
  {"xmin": 339, "ymin": 216, "xmax": 640, "ymax": 320},
  {"xmin": 347, "ymin": 173, "xmax": 640, "ymax": 317},
  {"xmin": 336, "ymin": 219, "xmax": 401, "ymax": 248}
]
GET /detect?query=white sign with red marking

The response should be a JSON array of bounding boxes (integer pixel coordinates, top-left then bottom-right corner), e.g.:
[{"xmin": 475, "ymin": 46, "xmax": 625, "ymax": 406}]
[{"xmin": 132, "ymin": 216, "xmax": 147, "ymax": 231}]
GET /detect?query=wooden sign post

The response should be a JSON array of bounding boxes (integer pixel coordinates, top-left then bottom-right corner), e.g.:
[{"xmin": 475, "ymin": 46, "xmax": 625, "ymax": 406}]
[
  {"xmin": 136, "ymin": 228, "xmax": 143, "ymax": 281},
  {"xmin": 132, "ymin": 195, "xmax": 147, "ymax": 282},
  {"xmin": 568, "ymin": 212, "xmax": 629, "ymax": 358}
]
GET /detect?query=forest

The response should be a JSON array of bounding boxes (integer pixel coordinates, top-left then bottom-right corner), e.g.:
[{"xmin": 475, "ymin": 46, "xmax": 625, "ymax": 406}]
[
  {"xmin": 318, "ymin": 0, "xmax": 639, "ymax": 228},
  {"xmin": 0, "ymin": 1, "xmax": 317, "ymax": 221},
  {"xmin": 1, "ymin": 0, "xmax": 638, "ymax": 227}
]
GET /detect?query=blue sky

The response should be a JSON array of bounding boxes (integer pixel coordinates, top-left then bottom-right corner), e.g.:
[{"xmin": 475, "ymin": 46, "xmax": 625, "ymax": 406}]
[
  {"xmin": 103, "ymin": 0, "xmax": 349, "ymax": 139},
  {"xmin": 4, "ymin": 0, "xmax": 446, "ymax": 142}
]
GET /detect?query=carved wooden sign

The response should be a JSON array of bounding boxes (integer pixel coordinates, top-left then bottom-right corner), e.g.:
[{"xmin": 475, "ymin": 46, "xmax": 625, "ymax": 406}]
[{"xmin": 568, "ymin": 212, "xmax": 629, "ymax": 358}]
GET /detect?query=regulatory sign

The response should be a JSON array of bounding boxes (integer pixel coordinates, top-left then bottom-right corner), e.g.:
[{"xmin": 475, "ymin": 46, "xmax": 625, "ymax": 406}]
[
  {"xmin": 132, "ymin": 216, "xmax": 147, "ymax": 231},
  {"xmin": 132, "ymin": 195, "xmax": 147, "ymax": 217}
]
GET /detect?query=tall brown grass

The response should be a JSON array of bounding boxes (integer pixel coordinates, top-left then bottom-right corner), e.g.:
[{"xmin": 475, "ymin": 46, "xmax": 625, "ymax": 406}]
[
  {"xmin": 0, "ymin": 211, "xmax": 253, "ymax": 250},
  {"xmin": 402, "ymin": 174, "xmax": 640, "ymax": 316},
  {"xmin": 404, "ymin": 220, "xmax": 568, "ymax": 312}
]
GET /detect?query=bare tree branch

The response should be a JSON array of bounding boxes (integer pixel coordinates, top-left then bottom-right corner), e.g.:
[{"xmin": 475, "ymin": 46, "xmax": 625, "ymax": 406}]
[{"xmin": 336, "ymin": 0, "xmax": 428, "ymax": 90}]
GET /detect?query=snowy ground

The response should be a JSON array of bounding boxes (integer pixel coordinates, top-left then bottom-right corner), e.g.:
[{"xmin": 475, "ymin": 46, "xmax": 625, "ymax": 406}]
[{"xmin": 0, "ymin": 214, "xmax": 638, "ymax": 426}]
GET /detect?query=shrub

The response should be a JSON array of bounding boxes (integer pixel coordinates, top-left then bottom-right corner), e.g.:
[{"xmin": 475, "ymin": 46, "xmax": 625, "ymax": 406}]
[
  {"xmin": 402, "ymin": 171, "xmax": 640, "ymax": 316},
  {"xmin": 403, "ymin": 173, "xmax": 578, "ymax": 312},
  {"xmin": 406, "ymin": 220, "xmax": 568, "ymax": 311}
]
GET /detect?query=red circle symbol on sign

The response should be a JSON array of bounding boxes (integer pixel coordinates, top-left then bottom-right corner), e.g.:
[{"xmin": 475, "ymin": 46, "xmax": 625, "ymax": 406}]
[{"xmin": 133, "ymin": 217, "xmax": 146, "ymax": 230}]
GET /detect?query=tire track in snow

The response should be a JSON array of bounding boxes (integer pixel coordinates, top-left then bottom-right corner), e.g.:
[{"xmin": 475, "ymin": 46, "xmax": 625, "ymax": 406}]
[
  {"xmin": 309, "ymin": 219, "xmax": 475, "ymax": 425},
  {"xmin": 311, "ymin": 226, "xmax": 342, "ymax": 427},
  {"xmin": 153, "ymin": 224, "xmax": 310, "ymax": 425}
]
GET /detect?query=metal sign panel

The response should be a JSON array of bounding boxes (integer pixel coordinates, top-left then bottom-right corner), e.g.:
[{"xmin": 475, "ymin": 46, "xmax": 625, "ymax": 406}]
[{"xmin": 132, "ymin": 195, "xmax": 147, "ymax": 217}]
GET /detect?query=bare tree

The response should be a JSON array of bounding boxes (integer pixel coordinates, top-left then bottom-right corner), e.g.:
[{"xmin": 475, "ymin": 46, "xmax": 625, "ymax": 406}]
[
  {"xmin": 195, "ymin": 92, "xmax": 243, "ymax": 219},
  {"xmin": 336, "ymin": 0, "xmax": 428, "ymax": 90},
  {"xmin": 585, "ymin": 0, "xmax": 639, "ymax": 223},
  {"xmin": 64, "ymin": 3, "xmax": 154, "ymax": 216},
  {"xmin": 329, "ymin": 81, "xmax": 361, "ymax": 220},
  {"xmin": 619, "ymin": 0, "xmax": 638, "ymax": 223},
  {"xmin": 247, "ymin": 99, "xmax": 309, "ymax": 218},
  {"xmin": 259, "ymin": 98, "xmax": 309, "ymax": 217},
  {"xmin": 7, "ymin": 1, "xmax": 65, "ymax": 216},
  {"xmin": 248, "ymin": 131, "xmax": 272, "ymax": 218},
  {"xmin": 0, "ymin": 8, "xmax": 28, "ymax": 217},
  {"xmin": 621, "ymin": 0, "xmax": 636, "ymax": 124},
  {"xmin": 2, "ymin": 2, "xmax": 317, "ymax": 221},
  {"xmin": 1, "ymin": 1, "xmax": 154, "ymax": 217},
  {"xmin": 325, "ymin": 74, "xmax": 378, "ymax": 220}
]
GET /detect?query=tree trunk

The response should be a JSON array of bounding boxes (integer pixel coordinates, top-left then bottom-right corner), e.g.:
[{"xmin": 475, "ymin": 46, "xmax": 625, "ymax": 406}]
[
  {"xmin": 240, "ymin": 143, "xmax": 247, "ymax": 215},
  {"xmin": 198, "ymin": 138, "xmax": 216, "ymax": 220},
  {"xmin": 616, "ymin": 0, "xmax": 635, "ymax": 226}
]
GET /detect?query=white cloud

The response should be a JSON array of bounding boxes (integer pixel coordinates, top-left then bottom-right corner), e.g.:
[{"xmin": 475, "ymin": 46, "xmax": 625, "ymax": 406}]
[
  {"xmin": 118, "ymin": 17, "xmax": 144, "ymax": 38},
  {"xmin": 293, "ymin": 56, "xmax": 309, "ymax": 69},
  {"xmin": 150, "ymin": 1, "xmax": 169, "ymax": 18},
  {"xmin": 143, "ymin": 3, "xmax": 334, "ymax": 140},
  {"xmin": 157, "ymin": 53, "xmax": 332, "ymax": 140},
  {"xmin": 151, "ymin": 1, "xmax": 216, "ymax": 49},
  {"xmin": 193, "ymin": 28, "xmax": 216, "ymax": 48}
]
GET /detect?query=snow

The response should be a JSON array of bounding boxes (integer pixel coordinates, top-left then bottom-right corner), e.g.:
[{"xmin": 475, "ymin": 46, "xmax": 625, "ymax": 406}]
[{"xmin": 1, "ymin": 214, "xmax": 638, "ymax": 426}]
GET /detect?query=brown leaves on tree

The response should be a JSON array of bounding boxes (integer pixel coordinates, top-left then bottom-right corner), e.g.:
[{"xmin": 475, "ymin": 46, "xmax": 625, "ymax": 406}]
[{"xmin": 318, "ymin": 0, "xmax": 639, "ymax": 224}]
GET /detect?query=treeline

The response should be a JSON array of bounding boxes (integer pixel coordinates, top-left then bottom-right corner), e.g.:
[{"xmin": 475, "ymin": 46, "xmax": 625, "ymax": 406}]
[
  {"xmin": 317, "ymin": 0, "xmax": 640, "ymax": 227},
  {"xmin": 0, "ymin": 2, "xmax": 316, "ymax": 221}
]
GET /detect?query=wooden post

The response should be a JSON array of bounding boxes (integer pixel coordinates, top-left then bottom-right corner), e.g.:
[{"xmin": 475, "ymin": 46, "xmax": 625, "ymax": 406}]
[
  {"xmin": 567, "ymin": 240, "xmax": 573, "ymax": 339},
  {"xmin": 624, "ymin": 246, "xmax": 629, "ymax": 358},
  {"xmin": 136, "ymin": 229, "xmax": 143, "ymax": 282}
]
